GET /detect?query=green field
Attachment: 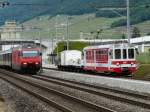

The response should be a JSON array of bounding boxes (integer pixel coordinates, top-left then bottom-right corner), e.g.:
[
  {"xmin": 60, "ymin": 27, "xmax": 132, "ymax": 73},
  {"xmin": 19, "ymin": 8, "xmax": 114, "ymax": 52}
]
[
  {"xmin": 21, "ymin": 14, "xmax": 150, "ymax": 40},
  {"xmin": 133, "ymin": 64, "xmax": 150, "ymax": 79},
  {"xmin": 136, "ymin": 52, "xmax": 150, "ymax": 64},
  {"xmin": 132, "ymin": 52, "xmax": 150, "ymax": 78}
]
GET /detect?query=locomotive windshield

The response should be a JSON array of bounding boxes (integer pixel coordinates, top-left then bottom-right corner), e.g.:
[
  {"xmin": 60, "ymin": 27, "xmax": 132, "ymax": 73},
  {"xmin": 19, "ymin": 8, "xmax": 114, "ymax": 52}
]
[
  {"xmin": 22, "ymin": 51, "xmax": 39, "ymax": 57},
  {"xmin": 114, "ymin": 48, "xmax": 135, "ymax": 59}
]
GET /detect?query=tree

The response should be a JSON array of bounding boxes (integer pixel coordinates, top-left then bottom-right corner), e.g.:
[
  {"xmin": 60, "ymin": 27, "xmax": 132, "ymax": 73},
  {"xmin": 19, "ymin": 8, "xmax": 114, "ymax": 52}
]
[
  {"xmin": 131, "ymin": 27, "xmax": 141, "ymax": 38},
  {"xmin": 122, "ymin": 34, "xmax": 126, "ymax": 39}
]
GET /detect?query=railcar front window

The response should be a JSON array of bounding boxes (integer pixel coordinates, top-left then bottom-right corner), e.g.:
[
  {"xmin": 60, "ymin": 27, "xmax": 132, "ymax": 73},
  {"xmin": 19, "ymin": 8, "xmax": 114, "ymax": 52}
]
[
  {"xmin": 115, "ymin": 49, "xmax": 121, "ymax": 59},
  {"xmin": 23, "ymin": 51, "xmax": 39, "ymax": 57},
  {"xmin": 109, "ymin": 50, "xmax": 113, "ymax": 59},
  {"xmin": 123, "ymin": 49, "xmax": 127, "ymax": 59},
  {"xmin": 128, "ymin": 49, "xmax": 134, "ymax": 59}
]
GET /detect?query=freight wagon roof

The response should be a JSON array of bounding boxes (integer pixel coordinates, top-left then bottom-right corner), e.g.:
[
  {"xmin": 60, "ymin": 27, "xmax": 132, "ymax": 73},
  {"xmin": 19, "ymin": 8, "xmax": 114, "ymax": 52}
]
[
  {"xmin": 61, "ymin": 50, "xmax": 82, "ymax": 53},
  {"xmin": 83, "ymin": 44, "xmax": 135, "ymax": 50}
]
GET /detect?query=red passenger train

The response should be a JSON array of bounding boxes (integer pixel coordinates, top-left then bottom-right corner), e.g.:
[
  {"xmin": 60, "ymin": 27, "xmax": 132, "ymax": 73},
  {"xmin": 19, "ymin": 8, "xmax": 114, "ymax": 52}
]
[
  {"xmin": 0, "ymin": 44, "xmax": 42, "ymax": 74},
  {"xmin": 83, "ymin": 44, "xmax": 137, "ymax": 75}
]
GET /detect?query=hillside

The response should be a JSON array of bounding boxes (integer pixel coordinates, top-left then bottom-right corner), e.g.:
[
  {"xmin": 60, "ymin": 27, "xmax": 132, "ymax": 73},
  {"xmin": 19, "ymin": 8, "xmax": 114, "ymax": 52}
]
[
  {"xmin": 21, "ymin": 14, "xmax": 150, "ymax": 40},
  {"xmin": 0, "ymin": 0, "xmax": 150, "ymax": 26}
]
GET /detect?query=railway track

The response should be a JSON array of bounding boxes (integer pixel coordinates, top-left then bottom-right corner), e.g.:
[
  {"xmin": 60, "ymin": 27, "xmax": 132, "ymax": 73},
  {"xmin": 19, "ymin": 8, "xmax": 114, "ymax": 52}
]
[
  {"xmin": 0, "ymin": 69, "xmax": 116, "ymax": 112},
  {"xmin": 32, "ymin": 74, "xmax": 150, "ymax": 110}
]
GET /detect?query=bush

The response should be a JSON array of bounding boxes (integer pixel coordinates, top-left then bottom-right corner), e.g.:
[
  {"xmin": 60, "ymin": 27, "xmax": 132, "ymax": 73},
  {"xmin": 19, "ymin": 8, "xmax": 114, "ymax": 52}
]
[{"xmin": 53, "ymin": 41, "xmax": 89, "ymax": 54}]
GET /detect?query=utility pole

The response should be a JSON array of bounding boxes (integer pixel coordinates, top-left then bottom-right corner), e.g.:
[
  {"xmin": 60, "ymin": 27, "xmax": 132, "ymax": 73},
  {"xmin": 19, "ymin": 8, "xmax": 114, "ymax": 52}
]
[
  {"xmin": 127, "ymin": 0, "xmax": 131, "ymax": 45},
  {"xmin": 55, "ymin": 15, "xmax": 59, "ymax": 65},
  {"xmin": 39, "ymin": 31, "xmax": 42, "ymax": 52},
  {"xmin": 66, "ymin": 16, "xmax": 69, "ymax": 50},
  {"xmin": 38, "ymin": 29, "xmax": 43, "ymax": 72},
  {"xmin": 51, "ymin": 37, "xmax": 54, "ymax": 64}
]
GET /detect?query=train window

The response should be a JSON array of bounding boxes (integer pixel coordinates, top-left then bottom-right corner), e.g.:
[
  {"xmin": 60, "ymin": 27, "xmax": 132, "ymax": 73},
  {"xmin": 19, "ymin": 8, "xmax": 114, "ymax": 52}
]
[
  {"xmin": 115, "ymin": 49, "xmax": 121, "ymax": 59},
  {"xmin": 135, "ymin": 48, "xmax": 139, "ymax": 55},
  {"xmin": 39, "ymin": 52, "xmax": 42, "ymax": 56},
  {"xmin": 22, "ymin": 51, "xmax": 39, "ymax": 57},
  {"xmin": 123, "ymin": 49, "xmax": 127, "ymax": 59},
  {"xmin": 128, "ymin": 49, "xmax": 134, "ymax": 59},
  {"xmin": 109, "ymin": 50, "xmax": 113, "ymax": 59},
  {"xmin": 18, "ymin": 52, "xmax": 23, "ymax": 57}
]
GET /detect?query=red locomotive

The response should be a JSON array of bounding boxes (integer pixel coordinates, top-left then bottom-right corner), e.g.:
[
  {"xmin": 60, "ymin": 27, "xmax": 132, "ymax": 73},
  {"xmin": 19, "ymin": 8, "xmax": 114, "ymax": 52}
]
[
  {"xmin": 0, "ymin": 44, "xmax": 42, "ymax": 74},
  {"xmin": 83, "ymin": 44, "xmax": 137, "ymax": 75}
]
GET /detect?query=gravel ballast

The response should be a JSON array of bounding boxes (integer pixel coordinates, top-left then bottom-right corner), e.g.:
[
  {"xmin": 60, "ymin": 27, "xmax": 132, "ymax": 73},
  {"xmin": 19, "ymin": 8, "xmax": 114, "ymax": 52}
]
[{"xmin": 0, "ymin": 78, "xmax": 62, "ymax": 112}]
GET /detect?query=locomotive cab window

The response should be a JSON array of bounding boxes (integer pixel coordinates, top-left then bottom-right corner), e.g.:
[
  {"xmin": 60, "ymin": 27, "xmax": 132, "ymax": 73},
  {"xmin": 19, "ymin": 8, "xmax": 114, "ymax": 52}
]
[
  {"xmin": 128, "ymin": 49, "xmax": 134, "ymax": 59},
  {"xmin": 115, "ymin": 49, "xmax": 121, "ymax": 59},
  {"xmin": 22, "ymin": 51, "xmax": 39, "ymax": 57}
]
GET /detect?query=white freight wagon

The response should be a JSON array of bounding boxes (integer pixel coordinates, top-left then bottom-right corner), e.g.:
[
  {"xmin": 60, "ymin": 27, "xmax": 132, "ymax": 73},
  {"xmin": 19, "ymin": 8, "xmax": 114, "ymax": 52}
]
[{"xmin": 58, "ymin": 50, "xmax": 83, "ymax": 71}]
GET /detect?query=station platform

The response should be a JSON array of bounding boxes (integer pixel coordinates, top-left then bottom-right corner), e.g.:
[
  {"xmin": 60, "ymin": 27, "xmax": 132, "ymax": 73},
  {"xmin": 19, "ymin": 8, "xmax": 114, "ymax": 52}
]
[{"xmin": 43, "ymin": 68, "xmax": 150, "ymax": 95}]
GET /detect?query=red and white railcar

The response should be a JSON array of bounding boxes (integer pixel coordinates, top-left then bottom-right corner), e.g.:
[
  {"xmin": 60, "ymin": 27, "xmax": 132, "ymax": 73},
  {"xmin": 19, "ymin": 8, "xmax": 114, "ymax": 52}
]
[{"xmin": 83, "ymin": 44, "xmax": 137, "ymax": 75}]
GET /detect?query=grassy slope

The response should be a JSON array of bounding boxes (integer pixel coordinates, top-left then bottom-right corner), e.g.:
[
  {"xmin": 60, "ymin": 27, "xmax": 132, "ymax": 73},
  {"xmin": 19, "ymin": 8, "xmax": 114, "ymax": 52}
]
[
  {"xmin": 133, "ymin": 64, "xmax": 150, "ymax": 79},
  {"xmin": 137, "ymin": 52, "xmax": 150, "ymax": 64},
  {"xmin": 133, "ymin": 52, "xmax": 150, "ymax": 79},
  {"xmin": 21, "ymin": 14, "xmax": 150, "ymax": 40},
  {"xmin": 21, "ymin": 14, "xmax": 123, "ymax": 39}
]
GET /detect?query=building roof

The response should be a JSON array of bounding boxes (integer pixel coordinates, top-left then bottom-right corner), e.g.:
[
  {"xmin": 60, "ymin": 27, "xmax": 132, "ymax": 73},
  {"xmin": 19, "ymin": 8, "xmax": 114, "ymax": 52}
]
[{"xmin": 84, "ymin": 43, "xmax": 135, "ymax": 50}]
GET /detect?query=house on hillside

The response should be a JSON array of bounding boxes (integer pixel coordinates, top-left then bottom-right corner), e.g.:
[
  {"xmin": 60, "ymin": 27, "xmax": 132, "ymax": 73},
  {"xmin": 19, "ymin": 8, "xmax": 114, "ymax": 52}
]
[{"xmin": 0, "ymin": 21, "xmax": 22, "ymax": 41}]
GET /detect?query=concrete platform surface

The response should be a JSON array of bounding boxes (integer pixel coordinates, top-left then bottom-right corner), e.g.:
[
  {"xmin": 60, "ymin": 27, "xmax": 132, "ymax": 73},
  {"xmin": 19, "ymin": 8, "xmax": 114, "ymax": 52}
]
[{"xmin": 43, "ymin": 69, "xmax": 150, "ymax": 94}]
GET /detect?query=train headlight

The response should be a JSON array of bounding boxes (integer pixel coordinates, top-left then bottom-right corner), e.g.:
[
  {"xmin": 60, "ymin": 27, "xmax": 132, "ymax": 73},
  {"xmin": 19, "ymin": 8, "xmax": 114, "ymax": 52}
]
[
  {"xmin": 116, "ymin": 63, "xmax": 120, "ymax": 66},
  {"xmin": 35, "ymin": 62, "xmax": 39, "ymax": 65},
  {"xmin": 23, "ymin": 62, "xmax": 27, "ymax": 65},
  {"xmin": 131, "ymin": 62, "xmax": 134, "ymax": 65}
]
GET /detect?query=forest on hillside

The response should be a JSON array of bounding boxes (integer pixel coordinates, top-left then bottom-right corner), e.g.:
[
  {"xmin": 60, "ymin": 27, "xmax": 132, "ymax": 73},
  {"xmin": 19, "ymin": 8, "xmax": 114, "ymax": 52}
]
[{"xmin": 0, "ymin": 0, "xmax": 150, "ymax": 27}]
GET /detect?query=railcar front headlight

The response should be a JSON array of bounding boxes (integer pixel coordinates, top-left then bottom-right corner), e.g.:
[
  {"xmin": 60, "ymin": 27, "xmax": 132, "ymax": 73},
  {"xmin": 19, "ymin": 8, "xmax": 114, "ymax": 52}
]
[
  {"xmin": 35, "ymin": 62, "xmax": 39, "ymax": 65},
  {"xmin": 116, "ymin": 63, "xmax": 120, "ymax": 66},
  {"xmin": 131, "ymin": 62, "xmax": 134, "ymax": 65}
]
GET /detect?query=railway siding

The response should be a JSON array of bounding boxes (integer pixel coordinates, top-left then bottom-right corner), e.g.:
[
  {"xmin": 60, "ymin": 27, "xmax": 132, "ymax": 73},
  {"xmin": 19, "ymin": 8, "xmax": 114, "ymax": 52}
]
[
  {"xmin": 0, "ymin": 69, "xmax": 116, "ymax": 112},
  {"xmin": 0, "ymin": 78, "xmax": 61, "ymax": 112},
  {"xmin": 0, "ymin": 69, "xmax": 150, "ymax": 112},
  {"xmin": 43, "ymin": 69, "xmax": 150, "ymax": 95}
]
